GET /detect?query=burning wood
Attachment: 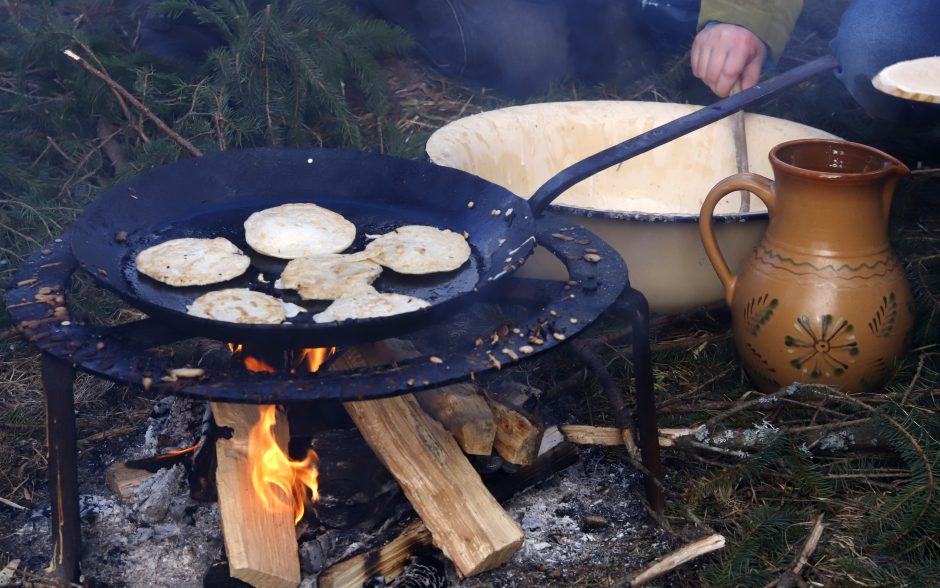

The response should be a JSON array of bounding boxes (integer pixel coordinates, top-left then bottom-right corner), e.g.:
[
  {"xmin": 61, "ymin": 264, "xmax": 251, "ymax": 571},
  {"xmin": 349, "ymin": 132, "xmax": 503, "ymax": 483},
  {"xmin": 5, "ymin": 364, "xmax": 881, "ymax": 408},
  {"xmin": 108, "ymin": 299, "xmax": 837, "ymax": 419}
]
[
  {"xmin": 249, "ymin": 405, "xmax": 319, "ymax": 524},
  {"xmin": 212, "ymin": 402, "xmax": 314, "ymax": 588}
]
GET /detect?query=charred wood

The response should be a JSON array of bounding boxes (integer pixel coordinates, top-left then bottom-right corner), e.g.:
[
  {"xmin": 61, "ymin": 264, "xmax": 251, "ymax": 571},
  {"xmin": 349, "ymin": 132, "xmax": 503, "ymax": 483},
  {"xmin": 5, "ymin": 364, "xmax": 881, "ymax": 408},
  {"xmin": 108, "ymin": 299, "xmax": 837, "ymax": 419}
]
[{"xmin": 310, "ymin": 428, "xmax": 405, "ymax": 531}]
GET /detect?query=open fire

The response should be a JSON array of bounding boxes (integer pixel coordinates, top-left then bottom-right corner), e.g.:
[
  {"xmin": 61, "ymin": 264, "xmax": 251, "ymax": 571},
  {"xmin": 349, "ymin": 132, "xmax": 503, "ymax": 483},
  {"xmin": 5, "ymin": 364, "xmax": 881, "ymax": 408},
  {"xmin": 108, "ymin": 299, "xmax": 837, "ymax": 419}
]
[
  {"xmin": 232, "ymin": 345, "xmax": 335, "ymax": 522},
  {"xmin": 249, "ymin": 405, "xmax": 319, "ymax": 523},
  {"xmin": 228, "ymin": 343, "xmax": 336, "ymax": 374}
]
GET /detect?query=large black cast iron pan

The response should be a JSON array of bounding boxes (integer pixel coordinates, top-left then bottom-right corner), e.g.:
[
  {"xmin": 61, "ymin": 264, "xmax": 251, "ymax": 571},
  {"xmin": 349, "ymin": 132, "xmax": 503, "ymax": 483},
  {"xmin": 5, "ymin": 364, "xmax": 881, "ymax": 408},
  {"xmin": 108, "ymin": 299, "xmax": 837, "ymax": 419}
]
[{"xmin": 69, "ymin": 55, "xmax": 838, "ymax": 347}]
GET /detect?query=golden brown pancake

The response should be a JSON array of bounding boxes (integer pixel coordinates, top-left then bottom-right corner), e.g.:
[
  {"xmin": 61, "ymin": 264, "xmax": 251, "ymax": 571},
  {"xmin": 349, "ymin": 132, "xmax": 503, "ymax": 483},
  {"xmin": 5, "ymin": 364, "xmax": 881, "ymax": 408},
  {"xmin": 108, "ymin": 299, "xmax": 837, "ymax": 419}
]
[
  {"xmin": 135, "ymin": 237, "xmax": 250, "ymax": 287},
  {"xmin": 277, "ymin": 254, "xmax": 383, "ymax": 300},
  {"xmin": 244, "ymin": 202, "xmax": 356, "ymax": 259},
  {"xmin": 187, "ymin": 288, "xmax": 292, "ymax": 324},
  {"xmin": 363, "ymin": 225, "xmax": 470, "ymax": 274},
  {"xmin": 312, "ymin": 289, "xmax": 430, "ymax": 323}
]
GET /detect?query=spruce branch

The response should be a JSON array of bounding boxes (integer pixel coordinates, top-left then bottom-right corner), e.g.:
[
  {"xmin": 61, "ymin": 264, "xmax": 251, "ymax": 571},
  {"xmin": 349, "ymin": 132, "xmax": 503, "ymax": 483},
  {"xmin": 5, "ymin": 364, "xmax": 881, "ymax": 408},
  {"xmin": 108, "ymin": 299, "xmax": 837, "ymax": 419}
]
[{"xmin": 63, "ymin": 49, "xmax": 203, "ymax": 157}]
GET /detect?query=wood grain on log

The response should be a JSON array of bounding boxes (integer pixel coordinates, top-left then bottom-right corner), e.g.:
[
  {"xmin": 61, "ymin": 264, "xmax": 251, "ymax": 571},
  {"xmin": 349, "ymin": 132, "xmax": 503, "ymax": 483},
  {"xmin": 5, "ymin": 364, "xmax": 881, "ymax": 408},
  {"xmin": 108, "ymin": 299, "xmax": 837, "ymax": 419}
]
[
  {"xmin": 334, "ymin": 346, "xmax": 524, "ymax": 578},
  {"xmin": 377, "ymin": 338, "xmax": 497, "ymax": 455}
]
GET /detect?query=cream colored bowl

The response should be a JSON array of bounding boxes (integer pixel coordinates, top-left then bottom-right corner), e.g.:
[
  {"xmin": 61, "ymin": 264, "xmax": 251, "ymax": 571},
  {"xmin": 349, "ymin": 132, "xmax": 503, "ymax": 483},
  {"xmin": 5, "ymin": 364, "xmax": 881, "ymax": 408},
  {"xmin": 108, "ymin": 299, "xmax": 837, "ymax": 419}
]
[{"xmin": 426, "ymin": 101, "xmax": 839, "ymax": 314}]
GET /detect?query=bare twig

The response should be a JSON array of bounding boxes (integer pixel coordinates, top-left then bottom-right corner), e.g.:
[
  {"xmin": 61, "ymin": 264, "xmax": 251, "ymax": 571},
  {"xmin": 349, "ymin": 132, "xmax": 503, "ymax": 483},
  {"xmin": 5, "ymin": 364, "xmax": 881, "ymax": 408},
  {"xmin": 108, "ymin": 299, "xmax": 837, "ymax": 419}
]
[
  {"xmin": 702, "ymin": 386, "xmax": 795, "ymax": 430},
  {"xmin": 657, "ymin": 366, "xmax": 736, "ymax": 409},
  {"xmin": 730, "ymin": 82, "xmax": 751, "ymax": 213},
  {"xmin": 616, "ymin": 533, "xmax": 726, "ymax": 587},
  {"xmin": 900, "ymin": 353, "xmax": 926, "ymax": 404},
  {"xmin": 63, "ymin": 49, "xmax": 203, "ymax": 157},
  {"xmin": 763, "ymin": 513, "xmax": 825, "ymax": 588}
]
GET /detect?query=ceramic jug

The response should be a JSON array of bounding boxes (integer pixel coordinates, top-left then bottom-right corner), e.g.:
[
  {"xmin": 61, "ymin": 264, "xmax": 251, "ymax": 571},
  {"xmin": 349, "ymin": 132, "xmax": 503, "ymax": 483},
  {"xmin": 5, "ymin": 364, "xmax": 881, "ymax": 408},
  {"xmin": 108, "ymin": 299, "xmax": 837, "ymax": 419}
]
[{"xmin": 699, "ymin": 138, "xmax": 914, "ymax": 392}]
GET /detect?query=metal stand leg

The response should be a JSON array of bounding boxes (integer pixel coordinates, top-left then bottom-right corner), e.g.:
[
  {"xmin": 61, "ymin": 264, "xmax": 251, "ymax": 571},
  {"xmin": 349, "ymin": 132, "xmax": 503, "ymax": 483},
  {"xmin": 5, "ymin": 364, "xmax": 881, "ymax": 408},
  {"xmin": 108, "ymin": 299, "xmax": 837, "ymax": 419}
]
[
  {"xmin": 619, "ymin": 287, "xmax": 665, "ymax": 514},
  {"xmin": 41, "ymin": 353, "xmax": 81, "ymax": 583}
]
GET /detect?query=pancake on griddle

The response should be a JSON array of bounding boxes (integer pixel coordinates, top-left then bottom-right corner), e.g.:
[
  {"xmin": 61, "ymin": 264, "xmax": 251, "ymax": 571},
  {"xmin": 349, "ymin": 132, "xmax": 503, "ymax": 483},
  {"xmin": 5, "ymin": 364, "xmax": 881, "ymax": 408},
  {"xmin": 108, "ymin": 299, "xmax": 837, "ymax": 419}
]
[
  {"xmin": 244, "ymin": 202, "xmax": 356, "ymax": 259},
  {"xmin": 187, "ymin": 288, "xmax": 295, "ymax": 324},
  {"xmin": 135, "ymin": 237, "xmax": 250, "ymax": 287},
  {"xmin": 277, "ymin": 254, "xmax": 383, "ymax": 300},
  {"xmin": 313, "ymin": 288, "xmax": 430, "ymax": 323},
  {"xmin": 363, "ymin": 224, "xmax": 470, "ymax": 274}
]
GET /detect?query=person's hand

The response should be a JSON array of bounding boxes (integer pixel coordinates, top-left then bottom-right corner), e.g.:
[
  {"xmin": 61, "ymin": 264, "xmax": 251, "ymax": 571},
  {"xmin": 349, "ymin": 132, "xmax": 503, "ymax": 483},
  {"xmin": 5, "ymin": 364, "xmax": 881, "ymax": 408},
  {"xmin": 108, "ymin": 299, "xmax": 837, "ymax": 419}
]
[{"xmin": 691, "ymin": 23, "xmax": 768, "ymax": 97}]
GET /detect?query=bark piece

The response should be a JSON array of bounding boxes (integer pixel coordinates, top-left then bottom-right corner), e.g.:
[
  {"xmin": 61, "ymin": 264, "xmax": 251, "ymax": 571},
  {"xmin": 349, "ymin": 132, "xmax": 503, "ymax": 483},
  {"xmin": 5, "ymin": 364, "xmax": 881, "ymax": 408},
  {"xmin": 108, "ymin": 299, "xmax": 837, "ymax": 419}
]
[{"xmin": 625, "ymin": 534, "xmax": 726, "ymax": 587}]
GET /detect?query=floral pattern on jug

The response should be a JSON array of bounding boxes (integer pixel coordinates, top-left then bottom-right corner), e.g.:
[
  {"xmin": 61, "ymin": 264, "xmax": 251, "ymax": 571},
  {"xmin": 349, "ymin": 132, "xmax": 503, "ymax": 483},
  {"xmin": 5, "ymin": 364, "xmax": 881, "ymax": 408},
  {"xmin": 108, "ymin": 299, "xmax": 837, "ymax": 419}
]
[
  {"xmin": 784, "ymin": 314, "xmax": 858, "ymax": 379},
  {"xmin": 700, "ymin": 139, "xmax": 915, "ymax": 393}
]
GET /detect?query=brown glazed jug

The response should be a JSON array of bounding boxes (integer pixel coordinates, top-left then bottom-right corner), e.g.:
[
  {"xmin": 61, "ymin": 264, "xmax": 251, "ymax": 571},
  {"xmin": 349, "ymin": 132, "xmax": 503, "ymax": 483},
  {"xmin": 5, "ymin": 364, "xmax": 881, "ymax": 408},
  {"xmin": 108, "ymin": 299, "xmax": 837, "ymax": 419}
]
[{"xmin": 699, "ymin": 139, "xmax": 914, "ymax": 392}]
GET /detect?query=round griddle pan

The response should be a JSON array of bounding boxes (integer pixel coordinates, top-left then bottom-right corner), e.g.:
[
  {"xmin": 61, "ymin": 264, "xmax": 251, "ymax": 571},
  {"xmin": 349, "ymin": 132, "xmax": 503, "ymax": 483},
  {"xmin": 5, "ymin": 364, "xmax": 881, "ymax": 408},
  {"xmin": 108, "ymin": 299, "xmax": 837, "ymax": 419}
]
[{"xmin": 69, "ymin": 56, "xmax": 838, "ymax": 347}]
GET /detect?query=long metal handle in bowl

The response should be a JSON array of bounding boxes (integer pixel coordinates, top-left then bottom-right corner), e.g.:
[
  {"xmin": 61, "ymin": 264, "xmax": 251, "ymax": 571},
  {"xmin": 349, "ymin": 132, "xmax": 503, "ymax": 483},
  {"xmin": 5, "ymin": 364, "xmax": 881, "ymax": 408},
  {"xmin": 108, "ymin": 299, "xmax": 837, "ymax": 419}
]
[{"xmin": 527, "ymin": 53, "xmax": 840, "ymax": 216}]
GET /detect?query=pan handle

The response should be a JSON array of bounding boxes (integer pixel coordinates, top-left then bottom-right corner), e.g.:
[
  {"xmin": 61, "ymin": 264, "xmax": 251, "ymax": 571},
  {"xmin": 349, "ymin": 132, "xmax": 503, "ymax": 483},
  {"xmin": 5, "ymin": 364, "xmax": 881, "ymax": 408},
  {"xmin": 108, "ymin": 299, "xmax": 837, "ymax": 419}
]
[{"xmin": 527, "ymin": 53, "xmax": 840, "ymax": 216}]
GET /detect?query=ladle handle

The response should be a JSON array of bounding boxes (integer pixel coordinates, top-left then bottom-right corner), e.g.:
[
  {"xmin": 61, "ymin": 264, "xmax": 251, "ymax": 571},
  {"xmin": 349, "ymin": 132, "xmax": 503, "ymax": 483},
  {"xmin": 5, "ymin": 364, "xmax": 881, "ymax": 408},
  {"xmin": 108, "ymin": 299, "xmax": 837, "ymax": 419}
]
[
  {"xmin": 698, "ymin": 173, "xmax": 776, "ymax": 307},
  {"xmin": 527, "ymin": 53, "xmax": 840, "ymax": 216}
]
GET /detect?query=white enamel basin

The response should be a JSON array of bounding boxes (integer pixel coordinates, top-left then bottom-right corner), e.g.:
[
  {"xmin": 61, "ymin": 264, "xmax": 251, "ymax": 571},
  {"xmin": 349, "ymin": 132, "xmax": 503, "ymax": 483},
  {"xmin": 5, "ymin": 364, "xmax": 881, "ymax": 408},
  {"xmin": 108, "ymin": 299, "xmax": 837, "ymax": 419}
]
[{"xmin": 426, "ymin": 101, "xmax": 839, "ymax": 314}]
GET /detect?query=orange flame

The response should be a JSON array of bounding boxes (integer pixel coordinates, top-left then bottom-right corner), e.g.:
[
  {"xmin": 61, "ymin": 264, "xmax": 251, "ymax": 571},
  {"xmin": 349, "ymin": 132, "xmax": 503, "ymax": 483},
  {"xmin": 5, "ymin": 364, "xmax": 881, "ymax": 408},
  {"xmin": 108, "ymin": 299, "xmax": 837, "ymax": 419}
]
[
  {"xmin": 293, "ymin": 347, "xmax": 335, "ymax": 373},
  {"xmin": 228, "ymin": 343, "xmax": 334, "ymax": 374},
  {"xmin": 249, "ymin": 405, "xmax": 319, "ymax": 523}
]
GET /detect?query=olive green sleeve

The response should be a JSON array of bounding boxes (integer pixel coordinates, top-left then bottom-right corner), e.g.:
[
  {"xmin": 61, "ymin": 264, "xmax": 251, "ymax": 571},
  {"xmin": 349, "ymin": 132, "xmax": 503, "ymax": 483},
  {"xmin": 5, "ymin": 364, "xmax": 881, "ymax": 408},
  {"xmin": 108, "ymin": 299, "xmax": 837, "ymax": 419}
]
[{"xmin": 698, "ymin": 0, "xmax": 804, "ymax": 63}]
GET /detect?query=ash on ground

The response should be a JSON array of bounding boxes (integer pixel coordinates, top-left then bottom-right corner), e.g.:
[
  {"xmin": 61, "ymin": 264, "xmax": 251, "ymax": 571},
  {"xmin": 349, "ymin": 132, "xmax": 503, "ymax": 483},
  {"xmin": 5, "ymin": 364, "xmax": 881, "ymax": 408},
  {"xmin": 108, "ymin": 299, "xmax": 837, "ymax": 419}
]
[
  {"xmin": 461, "ymin": 450, "xmax": 673, "ymax": 587},
  {"xmin": 3, "ymin": 395, "xmax": 672, "ymax": 587}
]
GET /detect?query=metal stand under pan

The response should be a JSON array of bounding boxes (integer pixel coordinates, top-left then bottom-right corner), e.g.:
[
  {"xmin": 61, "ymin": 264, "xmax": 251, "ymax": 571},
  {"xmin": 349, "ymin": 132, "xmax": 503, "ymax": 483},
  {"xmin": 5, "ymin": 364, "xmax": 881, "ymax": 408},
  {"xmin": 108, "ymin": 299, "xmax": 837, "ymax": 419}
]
[{"xmin": 5, "ymin": 213, "xmax": 662, "ymax": 583}]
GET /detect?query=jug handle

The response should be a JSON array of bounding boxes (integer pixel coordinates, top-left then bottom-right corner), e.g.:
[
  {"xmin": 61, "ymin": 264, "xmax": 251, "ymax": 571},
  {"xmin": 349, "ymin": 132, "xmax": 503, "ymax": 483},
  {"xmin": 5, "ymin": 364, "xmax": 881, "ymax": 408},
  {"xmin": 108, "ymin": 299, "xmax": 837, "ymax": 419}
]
[{"xmin": 699, "ymin": 173, "xmax": 775, "ymax": 307}]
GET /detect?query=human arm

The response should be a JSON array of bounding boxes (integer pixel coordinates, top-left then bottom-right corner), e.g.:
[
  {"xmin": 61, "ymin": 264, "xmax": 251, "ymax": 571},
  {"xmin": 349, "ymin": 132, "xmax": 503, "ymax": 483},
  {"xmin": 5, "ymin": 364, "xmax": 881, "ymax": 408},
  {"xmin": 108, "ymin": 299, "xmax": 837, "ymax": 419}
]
[
  {"xmin": 691, "ymin": 24, "xmax": 767, "ymax": 97},
  {"xmin": 691, "ymin": 0, "xmax": 804, "ymax": 96}
]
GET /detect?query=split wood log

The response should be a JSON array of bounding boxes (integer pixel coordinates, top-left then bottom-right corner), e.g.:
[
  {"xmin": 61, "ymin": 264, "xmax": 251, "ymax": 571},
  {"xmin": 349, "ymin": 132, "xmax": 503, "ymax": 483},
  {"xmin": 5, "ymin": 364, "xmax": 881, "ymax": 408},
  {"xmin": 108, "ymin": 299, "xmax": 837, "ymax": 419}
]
[
  {"xmin": 317, "ymin": 520, "xmax": 432, "ymax": 588},
  {"xmin": 415, "ymin": 382, "xmax": 496, "ymax": 455},
  {"xmin": 379, "ymin": 338, "xmax": 497, "ymax": 455},
  {"xmin": 211, "ymin": 402, "xmax": 300, "ymax": 588},
  {"xmin": 484, "ymin": 381, "xmax": 545, "ymax": 466},
  {"xmin": 318, "ymin": 428, "xmax": 579, "ymax": 588},
  {"xmin": 334, "ymin": 346, "xmax": 524, "ymax": 578}
]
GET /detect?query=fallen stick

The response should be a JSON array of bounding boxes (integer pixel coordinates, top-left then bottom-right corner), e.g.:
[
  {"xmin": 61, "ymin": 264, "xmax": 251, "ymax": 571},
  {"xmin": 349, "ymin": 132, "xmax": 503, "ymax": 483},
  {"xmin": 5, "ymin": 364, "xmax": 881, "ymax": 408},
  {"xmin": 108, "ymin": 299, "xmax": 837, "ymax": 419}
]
[
  {"xmin": 63, "ymin": 49, "xmax": 203, "ymax": 157},
  {"xmin": 764, "ymin": 513, "xmax": 825, "ymax": 588},
  {"xmin": 619, "ymin": 533, "xmax": 726, "ymax": 587},
  {"xmin": 561, "ymin": 419, "xmax": 887, "ymax": 454},
  {"xmin": 559, "ymin": 424, "xmax": 701, "ymax": 449},
  {"xmin": 730, "ymin": 82, "xmax": 751, "ymax": 213}
]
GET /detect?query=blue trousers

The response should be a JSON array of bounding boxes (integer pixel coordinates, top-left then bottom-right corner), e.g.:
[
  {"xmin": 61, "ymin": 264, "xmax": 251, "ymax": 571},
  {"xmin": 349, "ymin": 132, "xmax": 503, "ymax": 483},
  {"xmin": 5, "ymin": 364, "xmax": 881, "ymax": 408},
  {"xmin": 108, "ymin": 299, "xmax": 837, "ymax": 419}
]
[{"xmin": 831, "ymin": 0, "xmax": 940, "ymax": 123}]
